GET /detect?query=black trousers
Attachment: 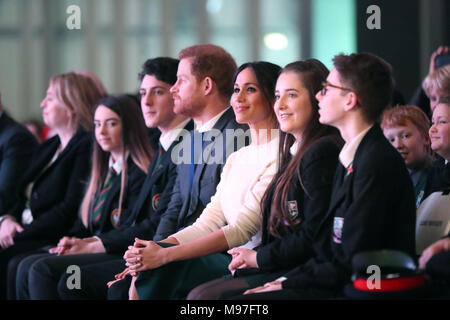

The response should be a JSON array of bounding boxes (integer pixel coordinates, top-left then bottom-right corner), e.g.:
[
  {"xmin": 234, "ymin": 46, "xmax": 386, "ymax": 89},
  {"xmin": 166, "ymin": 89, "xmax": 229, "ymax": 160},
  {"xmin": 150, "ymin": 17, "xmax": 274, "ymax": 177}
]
[
  {"xmin": 16, "ymin": 252, "xmax": 123, "ymax": 300},
  {"xmin": 60, "ymin": 258, "xmax": 127, "ymax": 300},
  {"xmin": 0, "ymin": 239, "xmax": 51, "ymax": 300}
]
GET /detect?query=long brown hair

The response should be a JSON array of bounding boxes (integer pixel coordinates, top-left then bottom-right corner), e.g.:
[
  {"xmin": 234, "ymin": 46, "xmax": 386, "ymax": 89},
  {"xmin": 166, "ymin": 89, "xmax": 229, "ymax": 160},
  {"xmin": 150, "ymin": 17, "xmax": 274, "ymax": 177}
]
[
  {"xmin": 264, "ymin": 59, "xmax": 339, "ymax": 237},
  {"xmin": 81, "ymin": 95, "xmax": 153, "ymax": 227}
]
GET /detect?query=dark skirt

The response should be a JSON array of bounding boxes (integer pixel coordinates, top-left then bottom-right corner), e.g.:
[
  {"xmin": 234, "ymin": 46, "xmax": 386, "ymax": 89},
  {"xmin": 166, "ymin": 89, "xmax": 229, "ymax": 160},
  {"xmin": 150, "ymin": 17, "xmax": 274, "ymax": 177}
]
[{"xmin": 135, "ymin": 244, "xmax": 232, "ymax": 300}]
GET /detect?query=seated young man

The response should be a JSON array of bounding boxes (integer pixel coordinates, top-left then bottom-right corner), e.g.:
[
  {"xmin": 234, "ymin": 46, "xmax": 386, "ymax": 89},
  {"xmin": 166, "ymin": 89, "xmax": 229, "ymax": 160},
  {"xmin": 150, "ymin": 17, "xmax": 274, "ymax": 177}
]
[{"xmin": 228, "ymin": 53, "xmax": 416, "ymax": 300}]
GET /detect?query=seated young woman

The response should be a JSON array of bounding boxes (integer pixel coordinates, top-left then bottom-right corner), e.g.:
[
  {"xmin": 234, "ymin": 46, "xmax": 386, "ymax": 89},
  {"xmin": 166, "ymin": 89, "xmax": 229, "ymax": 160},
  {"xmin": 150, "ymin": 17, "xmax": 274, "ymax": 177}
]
[
  {"xmin": 111, "ymin": 61, "xmax": 282, "ymax": 300},
  {"xmin": 0, "ymin": 72, "xmax": 104, "ymax": 299},
  {"xmin": 15, "ymin": 95, "xmax": 152, "ymax": 299},
  {"xmin": 187, "ymin": 59, "xmax": 343, "ymax": 300}
]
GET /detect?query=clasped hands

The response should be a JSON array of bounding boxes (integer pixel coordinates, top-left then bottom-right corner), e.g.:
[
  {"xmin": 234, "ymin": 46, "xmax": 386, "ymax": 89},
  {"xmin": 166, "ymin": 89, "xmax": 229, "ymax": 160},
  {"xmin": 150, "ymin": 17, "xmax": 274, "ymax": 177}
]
[
  {"xmin": 49, "ymin": 236, "xmax": 105, "ymax": 255},
  {"xmin": 227, "ymin": 247, "xmax": 282, "ymax": 295},
  {"xmin": 123, "ymin": 238, "xmax": 165, "ymax": 277}
]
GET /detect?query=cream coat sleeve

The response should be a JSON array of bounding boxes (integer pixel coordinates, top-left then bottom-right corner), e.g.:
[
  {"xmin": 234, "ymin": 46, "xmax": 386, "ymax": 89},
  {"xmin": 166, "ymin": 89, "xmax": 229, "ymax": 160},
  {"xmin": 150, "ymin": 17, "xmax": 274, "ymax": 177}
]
[{"xmin": 171, "ymin": 150, "xmax": 277, "ymax": 249}]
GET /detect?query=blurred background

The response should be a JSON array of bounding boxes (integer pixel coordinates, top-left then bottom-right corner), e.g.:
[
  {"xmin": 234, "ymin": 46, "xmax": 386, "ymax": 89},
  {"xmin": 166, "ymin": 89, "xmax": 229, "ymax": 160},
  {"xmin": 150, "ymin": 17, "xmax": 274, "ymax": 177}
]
[{"xmin": 0, "ymin": 0, "xmax": 449, "ymax": 122}]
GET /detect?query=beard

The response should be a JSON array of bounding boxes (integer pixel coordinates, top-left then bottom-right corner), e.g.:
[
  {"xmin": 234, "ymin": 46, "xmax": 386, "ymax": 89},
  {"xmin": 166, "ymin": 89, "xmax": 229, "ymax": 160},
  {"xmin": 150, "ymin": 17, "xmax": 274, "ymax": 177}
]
[{"xmin": 174, "ymin": 96, "xmax": 204, "ymax": 118}]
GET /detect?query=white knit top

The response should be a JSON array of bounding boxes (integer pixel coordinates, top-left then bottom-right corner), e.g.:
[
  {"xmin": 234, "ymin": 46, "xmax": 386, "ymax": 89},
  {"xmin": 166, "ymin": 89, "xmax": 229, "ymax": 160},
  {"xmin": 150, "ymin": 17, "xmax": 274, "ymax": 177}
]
[{"xmin": 171, "ymin": 134, "xmax": 279, "ymax": 250}]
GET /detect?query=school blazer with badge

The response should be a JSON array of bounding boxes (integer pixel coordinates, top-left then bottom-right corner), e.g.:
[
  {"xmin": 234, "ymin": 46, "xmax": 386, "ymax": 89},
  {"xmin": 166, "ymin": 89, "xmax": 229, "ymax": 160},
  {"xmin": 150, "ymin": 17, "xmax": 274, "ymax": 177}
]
[
  {"xmin": 154, "ymin": 107, "xmax": 250, "ymax": 240},
  {"xmin": 99, "ymin": 120, "xmax": 194, "ymax": 254},
  {"xmin": 255, "ymin": 136, "xmax": 342, "ymax": 272},
  {"xmin": 281, "ymin": 125, "xmax": 416, "ymax": 291},
  {"xmin": 9, "ymin": 128, "xmax": 91, "ymax": 243},
  {"xmin": 68, "ymin": 157, "xmax": 147, "ymax": 238}
]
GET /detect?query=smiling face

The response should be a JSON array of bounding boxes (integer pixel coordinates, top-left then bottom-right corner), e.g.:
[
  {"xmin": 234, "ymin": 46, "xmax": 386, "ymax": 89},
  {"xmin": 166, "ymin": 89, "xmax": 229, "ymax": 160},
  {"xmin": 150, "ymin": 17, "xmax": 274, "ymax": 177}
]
[
  {"xmin": 94, "ymin": 105, "xmax": 123, "ymax": 158},
  {"xmin": 40, "ymin": 83, "xmax": 72, "ymax": 129},
  {"xmin": 139, "ymin": 74, "xmax": 176, "ymax": 130},
  {"xmin": 231, "ymin": 67, "xmax": 272, "ymax": 127},
  {"xmin": 430, "ymin": 103, "xmax": 450, "ymax": 160},
  {"xmin": 274, "ymin": 71, "xmax": 313, "ymax": 140},
  {"xmin": 383, "ymin": 121, "xmax": 430, "ymax": 169}
]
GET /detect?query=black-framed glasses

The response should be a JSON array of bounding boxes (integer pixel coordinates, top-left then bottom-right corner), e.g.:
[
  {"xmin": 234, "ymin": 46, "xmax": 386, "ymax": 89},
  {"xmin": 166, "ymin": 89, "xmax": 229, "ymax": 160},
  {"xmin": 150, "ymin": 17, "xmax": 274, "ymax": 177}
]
[{"xmin": 320, "ymin": 81, "xmax": 352, "ymax": 96}]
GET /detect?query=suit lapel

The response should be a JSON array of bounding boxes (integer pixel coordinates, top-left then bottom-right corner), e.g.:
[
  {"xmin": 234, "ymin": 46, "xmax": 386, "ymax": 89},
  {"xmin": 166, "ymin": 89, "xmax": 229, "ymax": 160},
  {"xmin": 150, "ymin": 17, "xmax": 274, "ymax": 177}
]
[
  {"xmin": 29, "ymin": 137, "xmax": 61, "ymax": 184},
  {"xmin": 136, "ymin": 120, "xmax": 194, "ymax": 215},
  {"xmin": 189, "ymin": 109, "xmax": 233, "ymax": 207},
  {"xmin": 192, "ymin": 108, "xmax": 233, "ymax": 184},
  {"xmin": 35, "ymin": 129, "xmax": 87, "ymax": 184},
  {"xmin": 326, "ymin": 164, "xmax": 350, "ymax": 217}
]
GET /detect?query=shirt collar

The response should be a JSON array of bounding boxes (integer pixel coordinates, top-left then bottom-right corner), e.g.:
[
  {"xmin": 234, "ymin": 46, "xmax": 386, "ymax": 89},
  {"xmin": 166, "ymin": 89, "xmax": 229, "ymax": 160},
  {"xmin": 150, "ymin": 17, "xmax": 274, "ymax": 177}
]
[
  {"xmin": 109, "ymin": 154, "xmax": 125, "ymax": 174},
  {"xmin": 159, "ymin": 118, "xmax": 191, "ymax": 151},
  {"xmin": 289, "ymin": 138, "xmax": 302, "ymax": 156},
  {"xmin": 194, "ymin": 107, "xmax": 229, "ymax": 133},
  {"xmin": 339, "ymin": 125, "xmax": 373, "ymax": 168}
]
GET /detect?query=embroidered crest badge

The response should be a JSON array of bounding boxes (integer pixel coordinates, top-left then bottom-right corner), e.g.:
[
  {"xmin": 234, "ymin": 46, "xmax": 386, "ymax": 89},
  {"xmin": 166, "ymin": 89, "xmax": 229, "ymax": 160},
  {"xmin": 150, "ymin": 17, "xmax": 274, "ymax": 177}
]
[
  {"xmin": 110, "ymin": 208, "xmax": 120, "ymax": 228},
  {"xmin": 287, "ymin": 200, "xmax": 299, "ymax": 220},
  {"xmin": 333, "ymin": 217, "xmax": 344, "ymax": 244},
  {"xmin": 152, "ymin": 193, "xmax": 161, "ymax": 210}
]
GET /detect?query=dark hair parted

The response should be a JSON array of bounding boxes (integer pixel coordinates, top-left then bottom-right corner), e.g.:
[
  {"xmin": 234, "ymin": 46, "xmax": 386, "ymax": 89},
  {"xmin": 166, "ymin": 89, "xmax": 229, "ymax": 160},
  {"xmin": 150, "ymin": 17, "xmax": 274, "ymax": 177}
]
[
  {"xmin": 264, "ymin": 59, "xmax": 341, "ymax": 237},
  {"xmin": 233, "ymin": 61, "xmax": 282, "ymax": 126},
  {"xmin": 138, "ymin": 57, "xmax": 180, "ymax": 85},
  {"xmin": 81, "ymin": 94, "xmax": 153, "ymax": 227},
  {"xmin": 333, "ymin": 52, "xmax": 394, "ymax": 123},
  {"xmin": 179, "ymin": 44, "xmax": 237, "ymax": 101}
]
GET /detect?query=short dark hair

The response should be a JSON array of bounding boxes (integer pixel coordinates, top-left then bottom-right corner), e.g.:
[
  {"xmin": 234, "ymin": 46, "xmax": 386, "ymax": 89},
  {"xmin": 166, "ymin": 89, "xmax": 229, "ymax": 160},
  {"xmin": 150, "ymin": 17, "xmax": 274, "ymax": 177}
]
[
  {"xmin": 333, "ymin": 52, "xmax": 394, "ymax": 122},
  {"xmin": 138, "ymin": 57, "xmax": 180, "ymax": 85}
]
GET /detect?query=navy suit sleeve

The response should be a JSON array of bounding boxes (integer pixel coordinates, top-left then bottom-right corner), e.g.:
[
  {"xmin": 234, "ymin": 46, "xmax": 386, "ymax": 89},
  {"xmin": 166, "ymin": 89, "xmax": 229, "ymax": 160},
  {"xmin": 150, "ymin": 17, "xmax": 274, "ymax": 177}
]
[
  {"xmin": 14, "ymin": 138, "xmax": 91, "ymax": 241},
  {"xmin": 257, "ymin": 139, "xmax": 340, "ymax": 271},
  {"xmin": 99, "ymin": 162, "xmax": 178, "ymax": 253},
  {"xmin": 152, "ymin": 165, "xmax": 184, "ymax": 241},
  {"xmin": 0, "ymin": 129, "xmax": 37, "ymax": 215}
]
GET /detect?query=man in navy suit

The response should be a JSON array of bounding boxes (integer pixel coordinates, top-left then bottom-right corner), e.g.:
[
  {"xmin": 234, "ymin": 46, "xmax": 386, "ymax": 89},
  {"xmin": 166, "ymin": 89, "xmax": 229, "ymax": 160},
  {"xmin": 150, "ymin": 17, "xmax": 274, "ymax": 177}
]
[
  {"xmin": 104, "ymin": 44, "xmax": 250, "ymax": 300},
  {"xmin": 0, "ymin": 92, "xmax": 38, "ymax": 247},
  {"xmin": 152, "ymin": 44, "xmax": 250, "ymax": 241},
  {"xmin": 231, "ymin": 53, "xmax": 416, "ymax": 300},
  {"xmin": 15, "ymin": 58, "xmax": 194, "ymax": 300}
]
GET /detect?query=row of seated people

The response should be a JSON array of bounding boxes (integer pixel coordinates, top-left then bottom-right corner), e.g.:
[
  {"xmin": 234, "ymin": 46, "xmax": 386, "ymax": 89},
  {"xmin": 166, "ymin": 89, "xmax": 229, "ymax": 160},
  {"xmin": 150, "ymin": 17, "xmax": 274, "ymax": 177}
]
[{"xmin": 0, "ymin": 44, "xmax": 449, "ymax": 300}]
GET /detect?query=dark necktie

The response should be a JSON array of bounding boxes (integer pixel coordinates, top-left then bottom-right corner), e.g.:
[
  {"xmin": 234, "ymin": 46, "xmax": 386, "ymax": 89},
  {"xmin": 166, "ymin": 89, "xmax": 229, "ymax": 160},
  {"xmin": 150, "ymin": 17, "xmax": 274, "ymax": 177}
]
[
  {"xmin": 151, "ymin": 143, "xmax": 164, "ymax": 176},
  {"xmin": 91, "ymin": 167, "xmax": 118, "ymax": 226},
  {"xmin": 189, "ymin": 131, "xmax": 204, "ymax": 190}
]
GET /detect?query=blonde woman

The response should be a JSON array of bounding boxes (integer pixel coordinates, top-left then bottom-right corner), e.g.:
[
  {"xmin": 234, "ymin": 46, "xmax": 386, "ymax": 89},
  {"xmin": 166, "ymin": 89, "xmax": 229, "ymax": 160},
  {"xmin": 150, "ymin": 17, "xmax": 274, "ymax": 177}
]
[{"xmin": 0, "ymin": 72, "xmax": 104, "ymax": 299}]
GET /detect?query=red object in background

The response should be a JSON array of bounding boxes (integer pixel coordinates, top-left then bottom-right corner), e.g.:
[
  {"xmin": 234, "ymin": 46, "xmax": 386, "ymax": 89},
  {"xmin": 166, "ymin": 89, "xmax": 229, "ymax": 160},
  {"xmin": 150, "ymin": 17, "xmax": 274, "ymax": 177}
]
[{"xmin": 41, "ymin": 125, "xmax": 51, "ymax": 141}]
